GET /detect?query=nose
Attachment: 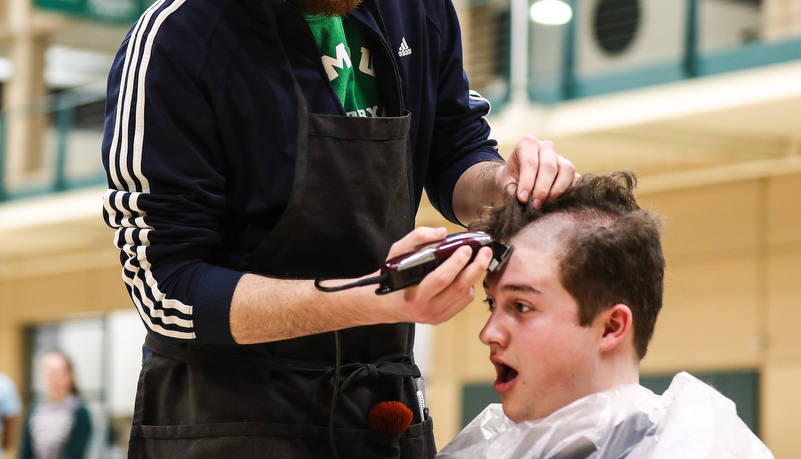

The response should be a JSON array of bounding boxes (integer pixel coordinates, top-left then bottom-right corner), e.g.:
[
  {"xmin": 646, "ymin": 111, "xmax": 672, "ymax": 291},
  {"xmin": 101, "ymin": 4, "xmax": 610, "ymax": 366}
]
[{"xmin": 479, "ymin": 309, "xmax": 508, "ymax": 348}]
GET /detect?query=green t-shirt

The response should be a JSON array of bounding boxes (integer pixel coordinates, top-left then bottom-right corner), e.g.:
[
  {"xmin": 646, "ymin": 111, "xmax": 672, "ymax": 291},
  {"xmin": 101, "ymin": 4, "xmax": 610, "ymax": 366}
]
[{"xmin": 303, "ymin": 14, "xmax": 385, "ymax": 117}]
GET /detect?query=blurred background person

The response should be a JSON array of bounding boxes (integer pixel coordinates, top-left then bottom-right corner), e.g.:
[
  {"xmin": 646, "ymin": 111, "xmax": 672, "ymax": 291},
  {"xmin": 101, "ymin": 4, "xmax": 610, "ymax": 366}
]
[
  {"xmin": 20, "ymin": 352, "xmax": 91, "ymax": 459},
  {"xmin": 0, "ymin": 372, "xmax": 21, "ymax": 459}
]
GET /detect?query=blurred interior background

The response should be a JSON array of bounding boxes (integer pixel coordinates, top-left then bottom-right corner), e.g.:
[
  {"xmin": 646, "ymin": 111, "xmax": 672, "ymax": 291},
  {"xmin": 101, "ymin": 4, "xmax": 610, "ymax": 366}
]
[{"xmin": 1, "ymin": 0, "xmax": 800, "ymax": 457}]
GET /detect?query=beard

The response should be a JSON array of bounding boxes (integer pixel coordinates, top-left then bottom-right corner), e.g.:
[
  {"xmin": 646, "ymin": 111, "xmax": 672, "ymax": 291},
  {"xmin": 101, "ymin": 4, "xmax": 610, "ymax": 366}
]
[{"xmin": 291, "ymin": 0, "xmax": 364, "ymax": 16}]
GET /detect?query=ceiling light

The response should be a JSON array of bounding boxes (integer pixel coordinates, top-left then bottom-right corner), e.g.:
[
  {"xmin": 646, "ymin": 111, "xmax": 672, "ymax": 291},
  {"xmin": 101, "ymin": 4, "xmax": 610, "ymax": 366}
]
[{"xmin": 530, "ymin": 0, "xmax": 573, "ymax": 25}]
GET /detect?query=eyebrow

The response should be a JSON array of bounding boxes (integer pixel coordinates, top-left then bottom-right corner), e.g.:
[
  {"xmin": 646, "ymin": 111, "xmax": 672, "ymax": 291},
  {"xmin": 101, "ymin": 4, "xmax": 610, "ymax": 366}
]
[
  {"xmin": 502, "ymin": 284, "xmax": 541, "ymax": 294},
  {"xmin": 483, "ymin": 281, "xmax": 541, "ymax": 295}
]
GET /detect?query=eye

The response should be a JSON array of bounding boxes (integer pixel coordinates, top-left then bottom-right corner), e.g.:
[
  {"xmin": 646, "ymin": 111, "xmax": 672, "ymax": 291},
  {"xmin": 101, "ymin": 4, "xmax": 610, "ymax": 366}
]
[
  {"xmin": 514, "ymin": 302, "xmax": 532, "ymax": 313},
  {"xmin": 484, "ymin": 297, "xmax": 495, "ymax": 312}
]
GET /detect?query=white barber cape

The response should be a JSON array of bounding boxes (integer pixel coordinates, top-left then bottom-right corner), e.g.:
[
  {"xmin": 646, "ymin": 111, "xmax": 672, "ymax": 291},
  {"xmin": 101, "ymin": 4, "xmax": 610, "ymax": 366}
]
[{"xmin": 437, "ymin": 372, "xmax": 773, "ymax": 459}]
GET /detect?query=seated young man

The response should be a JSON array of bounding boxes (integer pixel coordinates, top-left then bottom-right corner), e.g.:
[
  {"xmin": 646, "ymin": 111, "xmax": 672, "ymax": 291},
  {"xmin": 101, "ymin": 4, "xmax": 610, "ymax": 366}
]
[{"xmin": 437, "ymin": 171, "xmax": 773, "ymax": 458}]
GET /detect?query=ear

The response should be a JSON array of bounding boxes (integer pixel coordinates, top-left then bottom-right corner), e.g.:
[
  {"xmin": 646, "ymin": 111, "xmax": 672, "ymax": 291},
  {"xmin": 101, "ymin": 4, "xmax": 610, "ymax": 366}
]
[{"xmin": 598, "ymin": 304, "xmax": 633, "ymax": 352}]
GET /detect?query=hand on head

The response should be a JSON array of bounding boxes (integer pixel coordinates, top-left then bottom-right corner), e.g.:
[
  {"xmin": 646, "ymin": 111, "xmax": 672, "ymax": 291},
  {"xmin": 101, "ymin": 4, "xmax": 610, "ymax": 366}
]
[{"xmin": 496, "ymin": 136, "xmax": 580, "ymax": 208}]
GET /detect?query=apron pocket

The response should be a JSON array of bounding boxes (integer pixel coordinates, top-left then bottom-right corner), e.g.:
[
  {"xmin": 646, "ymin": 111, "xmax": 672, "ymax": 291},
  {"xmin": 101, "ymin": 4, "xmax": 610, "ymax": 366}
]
[
  {"xmin": 130, "ymin": 420, "xmax": 433, "ymax": 458},
  {"xmin": 400, "ymin": 418, "xmax": 436, "ymax": 459}
]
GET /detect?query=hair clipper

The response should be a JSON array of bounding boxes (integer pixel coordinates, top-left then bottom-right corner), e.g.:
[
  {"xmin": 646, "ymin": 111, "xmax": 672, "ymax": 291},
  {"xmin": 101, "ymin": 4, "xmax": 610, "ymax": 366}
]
[
  {"xmin": 375, "ymin": 231, "xmax": 513, "ymax": 294},
  {"xmin": 315, "ymin": 231, "xmax": 513, "ymax": 294}
]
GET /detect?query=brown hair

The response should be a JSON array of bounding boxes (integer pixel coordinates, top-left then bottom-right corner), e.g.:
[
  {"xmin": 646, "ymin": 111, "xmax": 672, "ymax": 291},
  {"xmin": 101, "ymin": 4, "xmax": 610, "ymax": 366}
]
[
  {"xmin": 469, "ymin": 171, "xmax": 665, "ymax": 359},
  {"xmin": 46, "ymin": 350, "xmax": 80, "ymax": 396}
]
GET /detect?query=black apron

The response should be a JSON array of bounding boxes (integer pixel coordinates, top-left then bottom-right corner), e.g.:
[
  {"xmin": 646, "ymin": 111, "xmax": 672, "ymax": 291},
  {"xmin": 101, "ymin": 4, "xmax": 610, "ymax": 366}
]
[{"xmin": 127, "ymin": 2, "xmax": 435, "ymax": 457}]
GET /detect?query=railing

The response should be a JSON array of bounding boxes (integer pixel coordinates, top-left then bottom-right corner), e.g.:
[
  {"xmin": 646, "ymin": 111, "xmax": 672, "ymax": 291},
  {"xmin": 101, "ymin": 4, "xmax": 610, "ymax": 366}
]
[
  {"xmin": 3, "ymin": 0, "xmax": 801, "ymax": 203},
  {"xmin": 0, "ymin": 83, "xmax": 107, "ymax": 203},
  {"xmin": 464, "ymin": 0, "xmax": 801, "ymax": 108}
]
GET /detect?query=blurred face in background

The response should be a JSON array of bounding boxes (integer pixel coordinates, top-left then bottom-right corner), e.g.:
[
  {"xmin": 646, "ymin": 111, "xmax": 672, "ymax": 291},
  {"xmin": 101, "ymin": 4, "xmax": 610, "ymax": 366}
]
[{"xmin": 43, "ymin": 353, "xmax": 73, "ymax": 402}]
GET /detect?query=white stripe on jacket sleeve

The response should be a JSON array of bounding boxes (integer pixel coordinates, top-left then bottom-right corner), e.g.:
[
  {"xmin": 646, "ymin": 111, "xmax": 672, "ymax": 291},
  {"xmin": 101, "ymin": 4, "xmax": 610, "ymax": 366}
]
[{"xmin": 104, "ymin": 0, "xmax": 198, "ymax": 340}]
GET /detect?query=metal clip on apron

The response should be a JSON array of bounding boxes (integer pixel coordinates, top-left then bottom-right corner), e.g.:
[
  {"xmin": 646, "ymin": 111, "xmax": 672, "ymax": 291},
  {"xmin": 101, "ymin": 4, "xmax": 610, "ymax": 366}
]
[{"xmin": 127, "ymin": 1, "xmax": 435, "ymax": 457}]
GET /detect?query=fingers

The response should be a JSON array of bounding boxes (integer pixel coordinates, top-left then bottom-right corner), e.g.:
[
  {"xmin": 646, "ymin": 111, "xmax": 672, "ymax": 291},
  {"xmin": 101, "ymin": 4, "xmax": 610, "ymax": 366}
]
[
  {"xmin": 544, "ymin": 154, "xmax": 578, "ymax": 202},
  {"xmin": 525, "ymin": 139, "xmax": 558, "ymax": 207},
  {"xmin": 411, "ymin": 246, "xmax": 492, "ymax": 324},
  {"xmin": 428, "ymin": 246, "xmax": 493, "ymax": 323},
  {"xmin": 511, "ymin": 136, "xmax": 542, "ymax": 204},
  {"xmin": 508, "ymin": 136, "xmax": 577, "ymax": 208},
  {"xmin": 387, "ymin": 226, "xmax": 447, "ymax": 258}
]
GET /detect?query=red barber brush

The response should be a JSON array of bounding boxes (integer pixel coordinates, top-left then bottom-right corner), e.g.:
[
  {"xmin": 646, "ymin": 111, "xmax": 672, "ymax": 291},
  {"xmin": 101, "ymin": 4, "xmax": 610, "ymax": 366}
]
[{"xmin": 368, "ymin": 401, "xmax": 413, "ymax": 435}]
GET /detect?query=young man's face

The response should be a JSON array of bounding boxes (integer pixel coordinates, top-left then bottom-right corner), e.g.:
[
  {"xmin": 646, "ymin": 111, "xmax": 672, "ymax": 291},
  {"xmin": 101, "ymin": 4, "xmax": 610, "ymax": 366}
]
[{"xmin": 479, "ymin": 225, "xmax": 602, "ymax": 423}]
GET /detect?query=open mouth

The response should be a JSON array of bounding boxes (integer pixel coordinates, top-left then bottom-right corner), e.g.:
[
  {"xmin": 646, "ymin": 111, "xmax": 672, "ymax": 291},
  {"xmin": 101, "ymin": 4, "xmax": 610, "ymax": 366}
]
[
  {"xmin": 497, "ymin": 363, "xmax": 519, "ymax": 383},
  {"xmin": 493, "ymin": 361, "xmax": 519, "ymax": 393}
]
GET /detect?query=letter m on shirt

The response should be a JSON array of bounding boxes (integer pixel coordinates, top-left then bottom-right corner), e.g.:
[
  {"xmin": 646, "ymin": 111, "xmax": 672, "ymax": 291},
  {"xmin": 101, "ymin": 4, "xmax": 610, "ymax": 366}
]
[{"xmin": 321, "ymin": 42, "xmax": 352, "ymax": 81}]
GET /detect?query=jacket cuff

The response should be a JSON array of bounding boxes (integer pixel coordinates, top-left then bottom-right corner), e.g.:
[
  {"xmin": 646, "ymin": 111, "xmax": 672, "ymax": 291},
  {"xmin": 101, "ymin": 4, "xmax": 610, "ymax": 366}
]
[
  {"xmin": 437, "ymin": 150, "xmax": 505, "ymax": 226},
  {"xmin": 193, "ymin": 266, "xmax": 244, "ymax": 345}
]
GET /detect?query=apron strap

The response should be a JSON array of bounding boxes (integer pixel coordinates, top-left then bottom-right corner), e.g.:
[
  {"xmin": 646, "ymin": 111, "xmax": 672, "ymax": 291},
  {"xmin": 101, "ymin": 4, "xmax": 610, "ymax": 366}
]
[
  {"xmin": 145, "ymin": 335, "xmax": 323, "ymax": 371},
  {"xmin": 335, "ymin": 357, "xmax": 422, "ymax": 391},
  {"xmin": 145, "ymin": 335, "xmax": 420, "ymax": 383}
]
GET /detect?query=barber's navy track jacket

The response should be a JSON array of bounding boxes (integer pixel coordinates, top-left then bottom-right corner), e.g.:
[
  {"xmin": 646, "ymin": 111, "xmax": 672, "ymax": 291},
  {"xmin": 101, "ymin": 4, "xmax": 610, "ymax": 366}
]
[{"xmin": 102, "ymin": 0, "xmax": 502, "ymax": 345}]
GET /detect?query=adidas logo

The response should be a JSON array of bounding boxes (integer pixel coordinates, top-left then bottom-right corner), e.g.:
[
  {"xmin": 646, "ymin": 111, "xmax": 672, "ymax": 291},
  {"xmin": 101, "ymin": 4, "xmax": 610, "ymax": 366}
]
[{"xmin": 398, "ymin": 37, "xmax": 412, "ymax": 57}]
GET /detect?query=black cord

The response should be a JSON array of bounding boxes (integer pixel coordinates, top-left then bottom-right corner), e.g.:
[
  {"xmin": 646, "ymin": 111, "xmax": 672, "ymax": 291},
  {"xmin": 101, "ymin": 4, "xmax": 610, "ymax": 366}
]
[
  {"xmin": 329, "ymin": 330, "xmax": 341, "ymax": 459},
  {"xmin": 315, "ymin": 274, "xmax": 388, "ymax": 292}
]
